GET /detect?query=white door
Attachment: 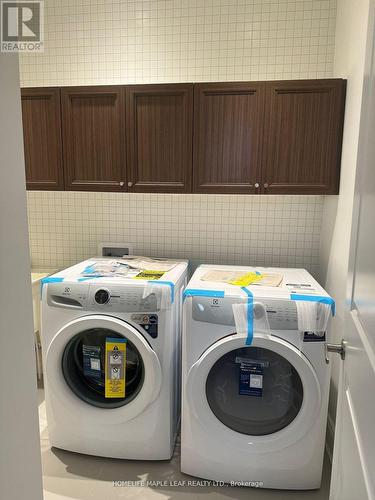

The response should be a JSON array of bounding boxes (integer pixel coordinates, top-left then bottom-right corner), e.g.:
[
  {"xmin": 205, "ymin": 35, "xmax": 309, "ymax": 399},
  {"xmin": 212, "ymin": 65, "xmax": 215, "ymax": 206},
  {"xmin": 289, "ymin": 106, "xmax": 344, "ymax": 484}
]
[{"xmin": 329, "ymin": 4, "xmax": 375, "ymax": 499}]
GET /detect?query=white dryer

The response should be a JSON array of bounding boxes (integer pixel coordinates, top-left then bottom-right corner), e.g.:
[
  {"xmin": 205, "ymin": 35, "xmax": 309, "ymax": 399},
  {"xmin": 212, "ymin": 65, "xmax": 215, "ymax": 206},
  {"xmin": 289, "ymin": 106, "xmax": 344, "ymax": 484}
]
[
  {"xmin": 41, "ymin": 257, "xmax": 188, "ymax": 460},
  {"xmin": 181, "ymin": 265, "xmax": 334, "ymax": 490}
]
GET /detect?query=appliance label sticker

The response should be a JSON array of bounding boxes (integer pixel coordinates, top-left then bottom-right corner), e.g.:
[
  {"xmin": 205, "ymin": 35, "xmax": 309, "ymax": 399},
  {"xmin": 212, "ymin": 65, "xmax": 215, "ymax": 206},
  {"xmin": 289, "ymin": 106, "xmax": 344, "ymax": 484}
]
[
  {"xmin": 235, "ymin": 356, "xmax": 269, "ymax": 368},
  {"xmin": 134, "ymin": 270, "xmax": 165, "ymax": 280},
  {"xmin": 105, "ymin": 338, "xmax": 127, "ymax": 398},
  {"xmin": 238, "ymin": 361, "xmax": 264, "ymax": 397},
  {"xmin": 303, "ymin": 331, "xmax": 326, "ymax": 342},
  {"xmin": 82, "ymin": 345, "xmax": 101, "ymax": 379}
]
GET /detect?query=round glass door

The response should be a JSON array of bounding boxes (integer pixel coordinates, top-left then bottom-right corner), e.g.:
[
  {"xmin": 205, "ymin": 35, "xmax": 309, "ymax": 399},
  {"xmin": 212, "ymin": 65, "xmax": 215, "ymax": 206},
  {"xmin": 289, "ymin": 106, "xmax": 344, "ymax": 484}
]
[
  {"xmin": 62, "ymin": 327, "xmax": 144, "ymax": 409},
  {"xmin": 205, "ymin": 346, "xmax": 303, "ymax": 435}
]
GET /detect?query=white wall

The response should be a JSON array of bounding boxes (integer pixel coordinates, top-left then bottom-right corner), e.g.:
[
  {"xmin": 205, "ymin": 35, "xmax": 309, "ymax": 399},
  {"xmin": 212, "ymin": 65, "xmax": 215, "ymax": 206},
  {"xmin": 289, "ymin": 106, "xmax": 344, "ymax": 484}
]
[
  {"xmin": 19, "ymin": 0, "xmax": 337, "ymax": 86},
  {"xmin": 19, "ymin": 0, "xmax": 337, "ymax": 277},
  {"xmin": 319, "ymin": 0, "xmax": 370, "ymax": 431},
  {"xmin": 0, "ymin": 56, "xmax": 43, "ymax": 499},
  {"xmin": 28, "ymin": 192, "xmax": 324, "ymax": 275}
]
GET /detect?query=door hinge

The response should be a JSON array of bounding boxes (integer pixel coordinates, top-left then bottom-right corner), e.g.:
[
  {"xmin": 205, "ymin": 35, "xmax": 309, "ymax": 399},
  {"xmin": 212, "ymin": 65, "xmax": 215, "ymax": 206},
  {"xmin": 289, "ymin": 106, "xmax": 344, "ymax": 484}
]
[{"xmin": 325, "ymin": 340, "xmax": 346, "ymax": 364}]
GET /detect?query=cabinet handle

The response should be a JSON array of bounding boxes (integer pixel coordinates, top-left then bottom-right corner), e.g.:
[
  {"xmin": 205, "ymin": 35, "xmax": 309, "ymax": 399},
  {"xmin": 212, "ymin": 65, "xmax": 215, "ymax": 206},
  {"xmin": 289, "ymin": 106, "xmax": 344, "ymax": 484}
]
[
  {"xmin": 128, "ymin": 181, "xmax": 133, "ymax": 188},
  {"xmin": 119, "ymin": 181, "xmax": 125, "ymax": 187},
  {"xmin": 264, "ymin": 183, "xmax": 269, "ymax": 188},
  {"xmin": 254, "ymin": 182, "xmax": 260, "ymax": 188}
]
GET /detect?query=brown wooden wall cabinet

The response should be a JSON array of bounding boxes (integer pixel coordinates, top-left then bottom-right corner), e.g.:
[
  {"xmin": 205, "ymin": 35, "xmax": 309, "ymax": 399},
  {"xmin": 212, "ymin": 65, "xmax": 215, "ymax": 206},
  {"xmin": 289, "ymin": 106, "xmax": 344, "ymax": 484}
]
[
  {"xmin": 21, "ymin": 88, "xmax": 63, "ymax": 190},
  {"xmin": 262, "ymin": 80, "xmax": 346, "ymax": 194},
  {"xmin": 22, "ymin": 79, "xmax": 346, "ymax": 195},
  {"xmin": 126, "ymin": 84, "xmax": 193, "ymax": 193},
  {"xmin": 193, "ymin": 82, "xmax": 264, "ymax": 194},
  {"xmin": 61, "ymin": 86, "xmax": 125, "ymax": 191}
]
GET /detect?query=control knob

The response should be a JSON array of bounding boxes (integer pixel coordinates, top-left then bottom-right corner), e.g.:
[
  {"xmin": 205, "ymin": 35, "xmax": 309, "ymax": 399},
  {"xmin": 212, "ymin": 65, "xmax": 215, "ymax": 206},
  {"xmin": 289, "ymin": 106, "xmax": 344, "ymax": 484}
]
[{"xmin": 95, "ymin": 289, "xmax": 110, "ymax": 305}]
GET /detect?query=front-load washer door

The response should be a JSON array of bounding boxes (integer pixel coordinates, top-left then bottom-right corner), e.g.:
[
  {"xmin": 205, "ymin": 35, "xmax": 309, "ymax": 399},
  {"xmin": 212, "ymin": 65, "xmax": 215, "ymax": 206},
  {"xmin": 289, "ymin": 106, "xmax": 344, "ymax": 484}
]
[
  {"xmin": 45, "ymin": 315, "xmax": 162, "ymax": 424},
  {"xmin": 186, "ymin": 333, "xmax": 321, "ymax": 452}
]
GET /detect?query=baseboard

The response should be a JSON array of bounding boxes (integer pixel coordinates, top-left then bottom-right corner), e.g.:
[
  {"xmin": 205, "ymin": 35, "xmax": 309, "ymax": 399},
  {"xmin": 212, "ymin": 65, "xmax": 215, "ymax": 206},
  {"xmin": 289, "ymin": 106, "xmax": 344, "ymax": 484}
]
[{"xmin": 325, "ymin": 412, "xmax": 335, "ymax": 462}]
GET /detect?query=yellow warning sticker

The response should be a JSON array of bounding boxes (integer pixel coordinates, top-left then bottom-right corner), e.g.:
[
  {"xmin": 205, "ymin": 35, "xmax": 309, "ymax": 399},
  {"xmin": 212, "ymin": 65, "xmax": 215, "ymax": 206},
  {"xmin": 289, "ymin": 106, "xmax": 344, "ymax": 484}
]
[
  {"xmin": 133, "ymin": 270, "xmax": 165, "ymax": 280},
  {"xmin": 105, "ymin": 338, "xmax": 126, "ymax": 398},
  {"xmin": 229, "ymin": 272, "xmax": 263, "ymax": 287}
]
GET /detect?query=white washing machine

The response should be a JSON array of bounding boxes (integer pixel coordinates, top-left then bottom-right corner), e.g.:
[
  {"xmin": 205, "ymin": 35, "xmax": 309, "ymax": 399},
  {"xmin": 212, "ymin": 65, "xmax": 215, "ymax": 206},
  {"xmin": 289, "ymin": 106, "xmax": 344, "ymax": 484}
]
[
  {"xmin": 41, "ymin": 257, "xmax": 188, "ymax": 460},
  {"xmin": 181, "ymin": 265, "xmax": 334, "ymax": 490}
]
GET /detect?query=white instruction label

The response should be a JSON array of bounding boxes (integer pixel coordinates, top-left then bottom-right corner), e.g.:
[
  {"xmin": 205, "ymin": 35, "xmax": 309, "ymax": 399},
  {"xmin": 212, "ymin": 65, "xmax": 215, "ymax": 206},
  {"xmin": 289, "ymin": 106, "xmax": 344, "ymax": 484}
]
[
  {"xmin": 111, "ymin": 367, "xmax": 120, "ymax": 380},
  {"xmin": 250, "ymin": 374, "xmax": 263, "ymax": 389},
  {"xmin": 110, "ymin": 353, "xmax": 122, "ymax": 364},
  {"xmin": 90, "ymin": 358, "xmax": 100, "ymax": 371}
]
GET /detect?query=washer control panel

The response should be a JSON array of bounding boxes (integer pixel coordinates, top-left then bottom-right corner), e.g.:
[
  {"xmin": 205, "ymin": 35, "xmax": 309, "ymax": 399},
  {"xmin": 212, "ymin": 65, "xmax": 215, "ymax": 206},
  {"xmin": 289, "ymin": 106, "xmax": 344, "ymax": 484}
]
[
  {"xmin": 88, "ymin": 285, "xmax": 158, "ymax": 312},
  {"xmin": 46, "ymin": 283, "xmax": 159, "ymax": 312},
  {"xmin": 191, "ymin": 296, "xmax": 298, "ymax": 330},
  {"xmin": 94, "ymin": 289, "xmax": 110, "ymax": 305},
  {"xmin": 265, "ymin": 300, "xmax": 298, "ymax": 330}
]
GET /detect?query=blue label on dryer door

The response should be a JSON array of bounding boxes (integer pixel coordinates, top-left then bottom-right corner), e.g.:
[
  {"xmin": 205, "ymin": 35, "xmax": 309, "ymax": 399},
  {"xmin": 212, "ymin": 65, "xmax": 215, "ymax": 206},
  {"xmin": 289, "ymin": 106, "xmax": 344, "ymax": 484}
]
[
  {"xmin": 238, "ymin": 361, "xmax": 264, "ymax": 397},
  {"xmin": 82, "ymin": 345, "xmax": 101, "ymax": 379}
]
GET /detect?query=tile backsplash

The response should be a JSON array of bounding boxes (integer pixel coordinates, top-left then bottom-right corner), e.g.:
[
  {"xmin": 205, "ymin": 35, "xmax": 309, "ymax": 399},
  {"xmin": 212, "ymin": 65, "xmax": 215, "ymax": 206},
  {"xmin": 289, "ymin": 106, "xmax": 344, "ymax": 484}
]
[
  {"xmin": 21, "ymin": 0, "xmax": 336, "ymax": 278},
  {"xmin": 27, "ymin": 192, "xmax": 323, "ymax": 275},
  {"xmin": 19, "ymin": 0, "xmax": 337, "ymax": 86}
]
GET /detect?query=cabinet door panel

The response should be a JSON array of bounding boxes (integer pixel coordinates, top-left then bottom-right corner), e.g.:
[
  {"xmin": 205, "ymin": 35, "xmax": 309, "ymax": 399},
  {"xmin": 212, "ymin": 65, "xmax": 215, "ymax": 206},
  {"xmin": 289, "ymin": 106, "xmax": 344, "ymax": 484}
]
[
  {"xmin": 62, "ymin": 86, "xmax": 125, "ymax": 191},
  {"xmin": 263, "ymin": 79, "xmax": 346, "ymax": 194},
  {"xmin": 193, "ymin": 83, "xmax": 265, "ymax": 194},
  {"xmin": 21, "ymin": 88, "xmax": 63, "ymax": 190},
  {"xmin": 126, "ymin": 84, "xmax": 193, "ymax": 193}
]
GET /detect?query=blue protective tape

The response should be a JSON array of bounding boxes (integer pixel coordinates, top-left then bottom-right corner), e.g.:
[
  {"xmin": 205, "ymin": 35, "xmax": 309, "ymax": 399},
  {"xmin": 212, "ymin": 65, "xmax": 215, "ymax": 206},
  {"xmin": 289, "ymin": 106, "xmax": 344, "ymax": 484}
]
[
  {"xmin": 290, "ymin": 294, "xmax": 336, "ymax": 316},
  {"xmin": 40, "ymin": 276, "xmax": 64, "ymax": 297},
  {"xmin": 82, "ymin": 264, "xmax": 96, "ymax": 274},
  {"xmin": 241, "ymin": 287, "xmax": 254, "ymax": 345},
  {"xmin": 183, "ymin": 289, "xmax": 225, "ymax": 301},
  {"xmin": 149, "ymin": 280, "xmax": 175, "ymax": 304},
  {"xmin": 41, "ymin": 276, "xmax": 64, "ymax": 284},
  {"xmin": 106, "ymin": 337, "xmax": 127, "ymax": 344}
]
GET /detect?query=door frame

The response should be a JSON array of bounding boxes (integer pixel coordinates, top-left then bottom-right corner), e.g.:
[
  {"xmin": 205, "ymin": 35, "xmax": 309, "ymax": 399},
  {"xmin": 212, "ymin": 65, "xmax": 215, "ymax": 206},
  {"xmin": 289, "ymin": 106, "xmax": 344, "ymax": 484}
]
[{"xmin": 329, "ymin": 1, "xmax": 375, "ymax": 498}]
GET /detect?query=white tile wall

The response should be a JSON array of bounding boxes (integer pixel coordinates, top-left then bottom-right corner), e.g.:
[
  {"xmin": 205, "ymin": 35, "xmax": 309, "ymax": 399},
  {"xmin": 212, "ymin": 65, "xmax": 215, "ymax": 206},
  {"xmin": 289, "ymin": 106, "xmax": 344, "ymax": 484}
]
[
  {"xmin": 27, "ymin": 192, "xmax": 323, "ymax": 275},
  {"xmin": 19, "ymin": 0, "xmax": 337, "ymax": 86},
  {"xmin": 21, "ymin": 0, "xmax": 336, "ymax": 278}
]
